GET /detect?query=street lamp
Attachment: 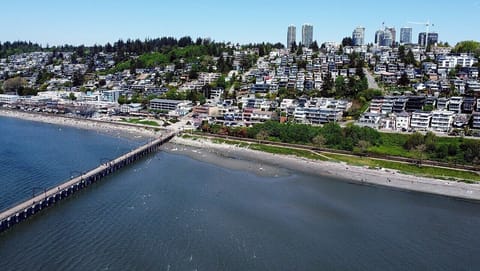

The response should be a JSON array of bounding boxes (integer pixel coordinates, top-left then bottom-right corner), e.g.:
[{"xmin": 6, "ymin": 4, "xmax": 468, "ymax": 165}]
[{"xmin": 32, "ymin": 187, "xmax": 46, "ymax": 199}]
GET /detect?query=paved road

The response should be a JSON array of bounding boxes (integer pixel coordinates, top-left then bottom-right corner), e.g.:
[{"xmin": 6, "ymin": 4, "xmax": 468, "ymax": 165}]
[{"xmin": 363, "ymin": 68, "xmax": 380, "ymax": 89}]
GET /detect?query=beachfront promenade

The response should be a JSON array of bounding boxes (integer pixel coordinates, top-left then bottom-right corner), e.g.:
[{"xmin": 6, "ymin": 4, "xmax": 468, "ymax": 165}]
[{"xmin": 0, "ymin": 131, "xmax": 176, "ymax": 233}]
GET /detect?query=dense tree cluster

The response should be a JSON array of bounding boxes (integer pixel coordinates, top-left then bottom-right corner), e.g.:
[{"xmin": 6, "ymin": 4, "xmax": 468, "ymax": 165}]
[
  {"xmin": 202, "ymin": 121, "xmax": 382, "ymax": 152},
  {"xmin": 0, "ymin": 41, "xmax": 43, "ymax": 58},
  {"xmin": 452, "ymin": 40, "xmax": 480, "ymax": 57},
  {"xmin": 403, "ymin": 132, "xmax": 480, "ymax": 164},
  {"xmin": 201, "ymin": 120, "xmax": 480, "ymax": 165}
]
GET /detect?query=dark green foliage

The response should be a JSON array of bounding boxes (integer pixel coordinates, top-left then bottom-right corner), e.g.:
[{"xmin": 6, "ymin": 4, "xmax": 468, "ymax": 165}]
[
  {"xmin": 356, "ymin": 88, "xmax": 383, "ymax": 101},
  {"xmin": 68, "ymin": 92, "xmax": 77, "ymax": 101},
  {"xmin": 321, "ymin": 73, "xmax": 334, "ymax": 96},
  {"xmin": 17, "ymin": 87, "xmax": 38, "ymax": 96},
  {"xmin": 215, "ymin": 121, "xmax": 381, "ymax": 151},
  {"xmin": 309, "ymin": 41, "xmax": 319, "ymax": 52},
  {"xmin": 72, "ymin": 71, "xmax": 84, "ymax": 87},
  {"xmin": 453, "ymin": 41, "xmax": 480, "ymax": 57},
  {"xmin": 161, "ymin": 88, "xmax": 186, "ymax": 100},
  {"xmin": 36, "ymin": 69, "xmax": 54, "ymax": 85},
  {"xmin": 0, "ymin": 41, "xmax": 43, "ymax": 58},
  {"xmin": 204, "ymin": 120, "xmax": 480, "ymax": 165},
  {"xmin": 460, "ymin": 140, "xmax": 480, "ymax": 164},
  {"xmin": 342, "ymin": 37, "xmax": 353, "ymax": 47},
  {"xmin": 404, "ymin": 132, "xmax": 425, "ymax": 150},
  {"xmin": 405, "ymin": 50, "xmax": 416, "ymax": 66},
  {"xmin": 398, "ymin": 72, "xmax": 410, "ymax": 86}
]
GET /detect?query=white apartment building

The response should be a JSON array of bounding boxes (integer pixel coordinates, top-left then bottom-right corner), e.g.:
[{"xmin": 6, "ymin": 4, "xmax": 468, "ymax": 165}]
[
  {"xmin": 437, "ymin": 54, "xmax": 478, "ymax": 70},
  {"xmin": 394, "ymin": 112, "xmax": 411, "ymax": 131},
  {"xmin": 279, "ymin": 99, "xmax": 295, "ymax": 112},
  {"xmin": 430, "ymin": 110, "xmax": 455, "ymax": 133},
  {"xmin": 472, "ymin": 112, "xmax": 480, "ymax": 129},
  {"xmin": 436, "ymin": 97, "xmax": 449, "ymax": 110},
  {"xmin": 410, "ymin": 111, "xmax": 432, "ymax": 131},
  {"xmin": 0, "ymin": 94, "xmax": 19, "ymax": 104},
  {"xmin": 356, "ymin": 112, "xmax": 382, "ymax": 129},
  {"xmin": 448, "ymin": 96, "xmax": 463, "ymax": 113}
]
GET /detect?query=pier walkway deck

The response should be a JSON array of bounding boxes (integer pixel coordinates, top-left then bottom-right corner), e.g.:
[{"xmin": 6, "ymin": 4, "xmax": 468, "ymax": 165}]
[{"xmin": 0, "ymin": 131, "xmax": 176, "ymax": 233}]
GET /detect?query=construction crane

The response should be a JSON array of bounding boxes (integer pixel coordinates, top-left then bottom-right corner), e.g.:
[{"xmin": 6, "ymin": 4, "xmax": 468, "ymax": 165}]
[{"xmin": 408, "ymin": 20, "xmax": 435, "ymax": 48}]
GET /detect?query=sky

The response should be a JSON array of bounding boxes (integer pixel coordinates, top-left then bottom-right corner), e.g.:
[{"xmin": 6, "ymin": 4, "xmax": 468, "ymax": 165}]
[{"xmin": 1, "ymin": 0, "xmax": 479, "ymax": 47}]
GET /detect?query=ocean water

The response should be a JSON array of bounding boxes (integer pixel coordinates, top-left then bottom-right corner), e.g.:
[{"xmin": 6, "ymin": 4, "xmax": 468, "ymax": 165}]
[
  {"xmin": 0, "ymin": 116, "xmax": 141, "ymax": 210},
  {"xmin": 1, "ymin": 116, "xmax": 480, "ymax": 271}
]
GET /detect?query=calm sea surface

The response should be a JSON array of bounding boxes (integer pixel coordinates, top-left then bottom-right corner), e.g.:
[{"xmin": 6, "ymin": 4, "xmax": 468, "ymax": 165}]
[{"xmin": 1, "ymin": 116, "xmax": 480, "ymax": 271}]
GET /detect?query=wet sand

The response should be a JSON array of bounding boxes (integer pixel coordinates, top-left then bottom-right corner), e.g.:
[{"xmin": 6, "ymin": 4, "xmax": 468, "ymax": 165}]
[{"xmin": 171, "ymin": 137, "xmax": 480, "ymax": 201}]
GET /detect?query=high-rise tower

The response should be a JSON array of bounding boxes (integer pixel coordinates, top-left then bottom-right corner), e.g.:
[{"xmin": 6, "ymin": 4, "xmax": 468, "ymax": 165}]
[
  {"xmin": 400, "ymin": 27, "xmax": 412, "ymax": 44},
  {"xmin": 302, "ymin": 24, "xmax": 313, "ymax": 48},
  {"xmin": 352, "ymin": 27, "xmax": 365, "ymax": 46},
  {"xmin": 287, "ymin": 25, "xmax": 296, "ymax": 49}
]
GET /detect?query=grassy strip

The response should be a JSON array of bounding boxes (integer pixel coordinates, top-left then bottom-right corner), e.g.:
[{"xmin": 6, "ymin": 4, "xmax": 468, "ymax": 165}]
[
  {"xmin": 181, "ymin": 134, "xmax": 479, "ymax": 183},
  {"xmin": 323, "ymin": 153, "xmax": 480, "ymax": 183},
  {"xmin": 184, "ymin": 135, "xmax": 330, "ymax": 161},
  {"xmin": 120, "ymin": 118, "xmax": 159, "ymax": 127}
]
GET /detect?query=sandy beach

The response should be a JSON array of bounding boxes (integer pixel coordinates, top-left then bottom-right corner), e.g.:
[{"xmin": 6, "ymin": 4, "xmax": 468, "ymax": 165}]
[
  {"xmin": 0, "ymin": 109, "xmax": 161, "ymax": 140},
  {"xmin": 170, "ymin": 136, "xmax": 480, "ymax": 201},
  {"xmin": 2, "ymin": 108, "xmax": 480, "ymax": 201}
]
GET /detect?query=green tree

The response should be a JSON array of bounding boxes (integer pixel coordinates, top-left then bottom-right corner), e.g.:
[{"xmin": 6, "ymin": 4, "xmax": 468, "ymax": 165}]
[
  {"xmin": 424, "ymin": 131, "xmax": 437, "ymax": 152},
  {"xmin": 460, "ymin": 140, "xmax": 480, "ymax": 164},
  {"xmin": 453, "ymin": 40, "xmax": 480, "ymax": 57},
  {"xmin": 398, "ymin": 72, "xmax": 410, "ymax": 87},
  {"xmin": 335, "ymin": 76, "xmax": 347, "ymax": 97},
  {"xmin": 309, "ymin": 41, "xmax": 319, "ymax": 52},
  {"xmin": 404, "ymin": 132, "xmax": 425, "ymax": 150},
  {"xmin": 341, "ymin": 37, "xmax": 353, "ymax": 47},
  {"xmin": 321, "ymin": 73, "xmax": 334, "ymax": 97},
  {"xmin": 320, "ymin": 122, "xmax": 343, "ymax": 147},
  {"xmin": 413, "ymin": 144, "xmax": 427, "ymax": 165},
  {"xmin": 255, "ymin": 130, "xmax": 270, "ymax": 141},
  {"xmin": 398, "ymin": 45, "xmax": 406, "ymax": 63},
  {"xmin": 118, "ymin": 95, "xmax": 128, "ymax": 104},
  {"xmin": 296, "ymin": 44, "xmax": 303, "ymax": 55},
  {"xmin": 312, "ymin": 134, "xmax": 326, "ymax": 148},
  {"xmin": 68, "ymin": 92, "xmax": 77, "ymax": 101},
  {"xmin": 405, "ymin": 50, "xmax": 416, "ymax": 66},
  {"xmin": 2, "ymin": 77, "xmax": 26, "ymax": 94},
  {"xmin": 72, "ymin": 71, "xmax": 84, "ymax": 87},
  {"xmin": 290, "ymin": 41, "xmax": 298, "ymax": 53},
  {"xmin": 355, "ymin": 140, "xmax": 371, "ymax": 155}
]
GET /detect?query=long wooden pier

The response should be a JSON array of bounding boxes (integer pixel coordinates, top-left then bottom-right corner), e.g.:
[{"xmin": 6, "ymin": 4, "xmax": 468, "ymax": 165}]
[{"xmin": 0, "ymin": 131, "xmax": 175, "ymax": 233}]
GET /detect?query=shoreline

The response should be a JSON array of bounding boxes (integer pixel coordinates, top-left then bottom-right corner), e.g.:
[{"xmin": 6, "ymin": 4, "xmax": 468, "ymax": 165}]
[
  {"xmin": 2, "ymin": 108, "xmax": 480, "ymax": 201},
  {"xmin": 170, "ymin": 136, "xmax": 480, "ymax": 201},
  {"xmin": 0, "ymin": 109, "xmax": 161, "ymax": 141}
]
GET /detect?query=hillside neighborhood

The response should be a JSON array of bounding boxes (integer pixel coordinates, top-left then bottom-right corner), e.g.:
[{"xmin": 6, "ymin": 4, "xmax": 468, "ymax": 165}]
[{"xmin": 1, "ymin": 38, "xmax": 479, "ymax": 137}]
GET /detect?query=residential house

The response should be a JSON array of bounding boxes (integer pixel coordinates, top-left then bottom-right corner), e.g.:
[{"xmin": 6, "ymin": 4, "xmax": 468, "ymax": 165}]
[
  {"xmin": 472, "ymin": 112, "xmax": 480, "ymax": 129},
  {"xmin": 356, "ymin": 112, "xmax": 382, "ymax": 129},
  {"xmin": 405, "ymin": 96, "xmax": 426, "ymax": 112},
  {"xmin": 436, "ymin": 97, "xmax": 449, "ymax": 110},
  {"xmin": 410, "ymin": 111, "xmax": 432, "ymax": 131},
  {"xmin": 462, "ymin": 97, "xmax": 476, "ymax": 113},
  {"xmin": 448, "ymin": 96, "xmax": 463, "ymax": 113},
  {"xmin": 430, "ymin": 110, "xmax": 455, "ymax": 133},
  {"xmin": 393, "ymin": 111, "xmax": 411, "ymax": 131}
]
